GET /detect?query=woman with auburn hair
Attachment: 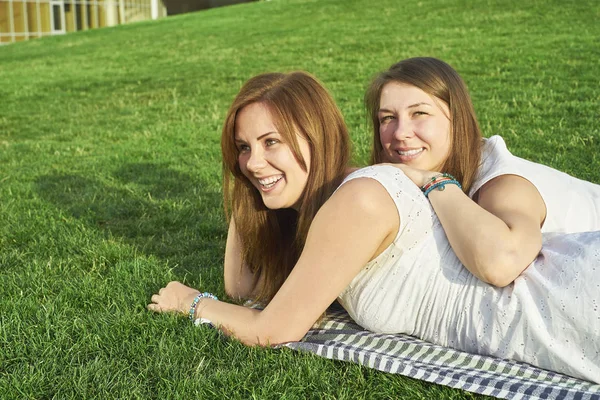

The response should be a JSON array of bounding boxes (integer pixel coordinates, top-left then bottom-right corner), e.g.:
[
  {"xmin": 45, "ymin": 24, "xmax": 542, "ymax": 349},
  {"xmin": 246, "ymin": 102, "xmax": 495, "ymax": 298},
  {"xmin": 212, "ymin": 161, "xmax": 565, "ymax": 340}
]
[
  {"xmin": 366, "ymin": 57, "xmax": 600, "ymax": 286},
  {"xmin": 149, "ymin": 69, "xmax": 600, "ymax": 384},
  {"xmin": 220, "ymin": 71, "xmax": 352, "ymax": 304}
]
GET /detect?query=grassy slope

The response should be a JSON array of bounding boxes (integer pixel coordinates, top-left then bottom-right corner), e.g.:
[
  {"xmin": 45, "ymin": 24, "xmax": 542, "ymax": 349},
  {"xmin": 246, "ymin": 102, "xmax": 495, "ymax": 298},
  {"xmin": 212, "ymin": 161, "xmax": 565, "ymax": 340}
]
[{"xmin": 0, "ymin": 0, "xmax": 599, "ymax": 398}]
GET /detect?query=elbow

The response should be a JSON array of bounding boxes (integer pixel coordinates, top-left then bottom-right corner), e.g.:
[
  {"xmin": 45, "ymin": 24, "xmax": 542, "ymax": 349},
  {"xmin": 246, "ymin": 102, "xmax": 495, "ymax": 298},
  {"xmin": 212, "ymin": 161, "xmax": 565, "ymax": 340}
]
[
  {"xmin": 469, "ymin": 234, "xmax": 542, "ymax": 288},
  {"xmin": 479, "ymin": 269, "xmax": 514, "ymax": 288},
  {"xmin": 224, "ymin": 282, "xmax": 242, "ymax": 300},
  {"xmin": 242, "ymin": 316, "xmax": 306, "ymax": 347},
  {"xmin": 251, "ymin": 328, "xmax": 304, "ymax": 347},
  {"xmin": 250, "ymin": 337, "xmax": 301, "ymax": 348},
  {"xmin": 224, "ymin": 279, "xmax": 254, "ymax": 301},
  {"xmin": 476, "ymin": 251, "xmax": 526, "ymax": 288}
]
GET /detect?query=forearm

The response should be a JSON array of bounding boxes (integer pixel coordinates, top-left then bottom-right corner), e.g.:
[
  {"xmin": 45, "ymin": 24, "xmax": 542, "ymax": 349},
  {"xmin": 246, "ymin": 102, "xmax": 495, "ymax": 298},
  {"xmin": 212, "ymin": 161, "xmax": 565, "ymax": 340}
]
[
  {"xmin": 195, "ymin": 298, "xmax": 287, "ymax": 346},
  {"xmin": 428, "ymin": 185, "xmax": 533, "ymax": 286},
  {"xmin": 149, "ymin": 282, "xmax": 278, "ymax": 346},
  {"xmin": 152, "ymin": 178, "xmax": 399, "ymax": 347}
]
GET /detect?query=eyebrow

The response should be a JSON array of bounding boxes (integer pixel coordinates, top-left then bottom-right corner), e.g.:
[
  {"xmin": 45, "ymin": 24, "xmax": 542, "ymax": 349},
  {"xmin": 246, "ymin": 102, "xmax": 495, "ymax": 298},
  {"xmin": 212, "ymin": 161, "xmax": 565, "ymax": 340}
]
[
  {"xmin": 235, "ymin": 131, "xmax": 279, "ymax": 143},
  {"xmin": 378, "ymin": 102, "xmax": 432, "ymax": 113}
]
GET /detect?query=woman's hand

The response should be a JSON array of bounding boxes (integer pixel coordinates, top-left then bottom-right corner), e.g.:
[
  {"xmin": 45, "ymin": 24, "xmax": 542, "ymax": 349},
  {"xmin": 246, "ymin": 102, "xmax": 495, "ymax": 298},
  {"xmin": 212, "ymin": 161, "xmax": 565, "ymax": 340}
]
[
  {"xmin": 381, "ymin": 163, "xmax": 441, "ymax": 188},
  {"xmin": 147, "ymin": 281, "xmax": 200, "ymax": 314}
]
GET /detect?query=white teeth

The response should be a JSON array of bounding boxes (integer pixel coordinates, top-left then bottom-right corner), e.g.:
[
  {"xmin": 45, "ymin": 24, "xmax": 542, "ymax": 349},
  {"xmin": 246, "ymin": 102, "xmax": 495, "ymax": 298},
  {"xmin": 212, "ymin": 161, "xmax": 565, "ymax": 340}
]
[
  {"xmin": 397, "ymin": 148, "xmax": 424, "ymax": 156},
  {"xmin": 258, "ymin": 175, "xmax": 283, "ymax": 188}
]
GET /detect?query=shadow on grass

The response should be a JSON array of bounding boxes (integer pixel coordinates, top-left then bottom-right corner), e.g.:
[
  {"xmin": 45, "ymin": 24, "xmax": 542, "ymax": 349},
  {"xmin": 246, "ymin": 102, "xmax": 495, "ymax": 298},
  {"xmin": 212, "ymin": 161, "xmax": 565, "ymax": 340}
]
[{"xmin": 35, "ymin": 162, "xmax": 225, "ymax": 275}]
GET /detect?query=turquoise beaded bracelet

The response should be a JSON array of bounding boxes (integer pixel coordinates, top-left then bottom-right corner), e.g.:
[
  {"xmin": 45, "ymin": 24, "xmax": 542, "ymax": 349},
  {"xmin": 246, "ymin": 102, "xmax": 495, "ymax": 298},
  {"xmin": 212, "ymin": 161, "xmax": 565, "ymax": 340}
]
[
  {"xmin": 421, "ymin": 173, "xmax": 462, "ymax": 198},
  {"xmin": 421, "ymin": 173, "xmax": 454, "ymax": 189},
  {"xmin": 423, "ymin": 179, "xmax": 462, "ymax": 197},
  {"xmin": 189, "ymin": 292, "xmax": 218, "ymax": 321}
]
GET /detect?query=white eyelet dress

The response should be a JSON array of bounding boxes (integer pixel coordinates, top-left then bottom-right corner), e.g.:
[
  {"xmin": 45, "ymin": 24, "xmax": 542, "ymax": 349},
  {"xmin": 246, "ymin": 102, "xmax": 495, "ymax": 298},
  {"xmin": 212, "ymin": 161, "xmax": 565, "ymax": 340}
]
[
  {"xmin": 336, "ymin": 165, "xmax": 600, "ymax": 384},
  {"xmin": 470, "ymin": 135, "xmax": 600, "ymax": 233}
]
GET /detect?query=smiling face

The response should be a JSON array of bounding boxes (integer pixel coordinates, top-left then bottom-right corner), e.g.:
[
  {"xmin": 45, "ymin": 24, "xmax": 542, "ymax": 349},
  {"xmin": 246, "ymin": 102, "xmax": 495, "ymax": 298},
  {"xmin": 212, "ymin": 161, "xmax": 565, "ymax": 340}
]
[
  {"xmin": 235, "ymin": 102, "xmax": 311, "ymax": 211},
  {"xmin": 378, "ymin": 82, "xmax": 451, "ymax": 171}
]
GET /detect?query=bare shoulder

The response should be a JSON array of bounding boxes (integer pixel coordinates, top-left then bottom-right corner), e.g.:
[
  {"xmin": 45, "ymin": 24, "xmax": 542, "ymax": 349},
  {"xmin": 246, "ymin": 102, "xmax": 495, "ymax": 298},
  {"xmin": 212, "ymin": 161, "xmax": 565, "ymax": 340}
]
[
  {"xmin": 308, "ymin": 176, "xmax": 400, "ymax": 262},
  {"xmin": 330, "ymin": 176, "xmax": 397, "ymax": 215},
  {"xmin": 479, "ymin": 174, "xmax": 541, "ymax": 202},
  {"xmin": 478, "ymin": 174, "xmax": 546, "ymax": 224}
]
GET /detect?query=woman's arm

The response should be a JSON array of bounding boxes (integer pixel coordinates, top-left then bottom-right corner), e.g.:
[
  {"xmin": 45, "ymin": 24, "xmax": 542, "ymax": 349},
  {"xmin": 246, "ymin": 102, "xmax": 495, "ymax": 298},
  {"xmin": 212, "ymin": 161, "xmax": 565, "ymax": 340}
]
[
  {"xmin": 223, "ymin": 219, "xmax": 260, "ymax": 300},
  {"xmin": 430, "ymin": 175, "xmax": 545, "ymax": 286},
  {"xmin": 396, "ymin": 164, "xmax": 545, "ymax": 286},
  {"xmin": 149, "ymin": 178, "xmax": 399, "ymax": 346}
]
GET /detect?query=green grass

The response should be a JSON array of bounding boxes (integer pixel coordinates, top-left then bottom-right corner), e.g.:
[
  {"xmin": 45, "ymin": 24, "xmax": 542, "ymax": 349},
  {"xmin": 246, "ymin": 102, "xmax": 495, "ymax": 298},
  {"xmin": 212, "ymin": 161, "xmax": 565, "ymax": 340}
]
[{"xmin": 1, "ymin": 0, "xmax": 599, "ymax": 398}]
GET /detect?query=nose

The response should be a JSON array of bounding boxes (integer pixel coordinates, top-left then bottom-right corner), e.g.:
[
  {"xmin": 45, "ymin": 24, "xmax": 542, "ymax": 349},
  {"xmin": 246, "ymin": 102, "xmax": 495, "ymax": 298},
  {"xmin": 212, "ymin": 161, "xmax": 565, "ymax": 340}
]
[
  {"xmin": 245, "ymin": 148, "xmax": 267, "ymax": 173},
  {"xmin": 393, "ymin": 118, "xmax": 414, "ymax": 140}
]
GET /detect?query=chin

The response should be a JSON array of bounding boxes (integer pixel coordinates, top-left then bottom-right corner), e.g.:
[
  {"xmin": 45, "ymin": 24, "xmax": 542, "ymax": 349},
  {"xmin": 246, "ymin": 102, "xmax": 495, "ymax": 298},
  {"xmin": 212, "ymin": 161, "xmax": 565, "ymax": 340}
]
[
  {"xmin": 262, "ymin": 199, "xmax": 286, "ymax": 210},
  {"xmin": 384, "ymin": 153, "xmax": 402, "ymax": 164}
]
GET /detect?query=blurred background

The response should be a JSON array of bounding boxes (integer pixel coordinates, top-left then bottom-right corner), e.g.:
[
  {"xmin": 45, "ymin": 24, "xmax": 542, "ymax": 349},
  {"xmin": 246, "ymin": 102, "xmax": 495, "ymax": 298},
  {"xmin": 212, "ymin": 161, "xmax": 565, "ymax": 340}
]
[{"xmin": 0, "ymin": 0, "xmax": 254, "ymax": 43}]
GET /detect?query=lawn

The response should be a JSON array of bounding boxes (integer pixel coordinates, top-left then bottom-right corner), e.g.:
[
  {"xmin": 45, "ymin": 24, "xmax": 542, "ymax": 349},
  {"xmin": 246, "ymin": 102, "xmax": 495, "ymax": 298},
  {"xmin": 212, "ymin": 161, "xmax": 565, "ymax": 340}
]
[{"xmin": 1, "ymin": 0, "xmax": 599, "ymax": 398}]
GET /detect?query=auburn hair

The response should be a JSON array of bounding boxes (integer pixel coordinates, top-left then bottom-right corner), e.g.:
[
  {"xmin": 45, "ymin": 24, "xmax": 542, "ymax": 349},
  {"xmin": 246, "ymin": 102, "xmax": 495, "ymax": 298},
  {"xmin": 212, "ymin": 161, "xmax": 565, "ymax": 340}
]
[
  {"xmin": 365, "ymin": 57, "xmax": 482, "ymax": 193},
  {"xmin": 221, "ymin": 71, "xmax": 351, "ymax": 305}
]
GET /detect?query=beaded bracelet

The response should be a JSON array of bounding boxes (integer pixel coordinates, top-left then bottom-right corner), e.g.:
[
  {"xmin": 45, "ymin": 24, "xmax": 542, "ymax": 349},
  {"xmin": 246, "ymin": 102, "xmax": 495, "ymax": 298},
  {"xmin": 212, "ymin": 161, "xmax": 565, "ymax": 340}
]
[
  {"xmin": 188, "ymin": 292, "xmax": 218, "ymax": 321},
  {"xmin": 420, "ymin": 173, "xmax": 454, "ymax": 192},
  {"xmin": 421, "ymin": 177, "xmax": 453, "ymax": 193},
  {"xmin": 423, "ymin": 179, "xmax": 461, "ymax": 197},
  {"xmin": 421, "ymin": 173, "xmax": 462, "ymax": 198}
]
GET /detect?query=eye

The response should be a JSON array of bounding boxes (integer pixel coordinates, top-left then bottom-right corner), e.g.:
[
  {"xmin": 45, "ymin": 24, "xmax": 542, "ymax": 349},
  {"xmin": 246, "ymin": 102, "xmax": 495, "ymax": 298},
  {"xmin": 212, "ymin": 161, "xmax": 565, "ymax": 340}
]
[
  {"xmin": 265, "ymin": 138, "xmax": 279, "ymax": 146},
  {"xmin": 413, "ymin": 110, "xmax": 429, "ymax": 117},
  {"xmin": 237, "ymin": 144, "xmax": 250, "ymax": 153},
  {"xmin": 379, "ymin": 115, "xmax": 395, "ymax": 123}
]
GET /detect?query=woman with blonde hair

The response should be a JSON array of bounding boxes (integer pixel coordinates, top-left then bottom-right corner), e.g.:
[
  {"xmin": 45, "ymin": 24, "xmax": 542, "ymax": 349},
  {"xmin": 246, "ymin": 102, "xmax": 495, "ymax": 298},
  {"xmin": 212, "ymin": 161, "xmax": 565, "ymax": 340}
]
[{"xmin": 149, "ymin": 67, "xmax": 600, "ymax": 384}]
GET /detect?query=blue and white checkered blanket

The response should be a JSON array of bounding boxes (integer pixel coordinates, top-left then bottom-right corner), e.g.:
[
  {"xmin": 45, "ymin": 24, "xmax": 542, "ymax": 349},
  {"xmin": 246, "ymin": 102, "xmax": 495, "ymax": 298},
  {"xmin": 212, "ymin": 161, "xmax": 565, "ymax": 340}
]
[{"xmin": 284, "ymin": 306, "xmax": 600, "ymax": 400}]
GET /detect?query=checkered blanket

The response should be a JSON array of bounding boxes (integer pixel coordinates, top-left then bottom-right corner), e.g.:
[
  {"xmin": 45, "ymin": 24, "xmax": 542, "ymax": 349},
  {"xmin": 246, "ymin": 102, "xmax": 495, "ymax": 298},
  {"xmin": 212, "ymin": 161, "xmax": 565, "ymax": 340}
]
[{"xmin": 284, "ymin": 305, "xmax": 600, "ymax": 400}]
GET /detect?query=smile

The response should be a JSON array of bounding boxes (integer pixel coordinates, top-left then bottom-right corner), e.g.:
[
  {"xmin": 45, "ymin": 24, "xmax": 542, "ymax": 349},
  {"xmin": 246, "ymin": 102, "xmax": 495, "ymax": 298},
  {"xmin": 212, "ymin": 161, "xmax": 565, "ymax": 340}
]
[
  {"xmin": 397, "ymin": 148, "xmax": 424, "ymax": 157},
  {"xmin": 258, "ymin": 175, "xmax": 283, "ymax": 189}
]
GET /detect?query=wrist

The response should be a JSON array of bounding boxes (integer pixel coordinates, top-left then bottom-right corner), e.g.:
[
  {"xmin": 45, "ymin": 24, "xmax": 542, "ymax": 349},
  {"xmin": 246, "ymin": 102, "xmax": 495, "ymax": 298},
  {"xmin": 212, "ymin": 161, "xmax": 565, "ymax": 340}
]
[
  {"xmin": 420, "ymin": 171, "xmax": 443, "ymax": 187},
  {"xmin": 188, "ymin": 292, "xmax": 219, "ymax": 321},
  {"xmin": 182, "ymin": 291, "xmax": 200, "ymax": 314},
  {"xmin": 420, "ymin": 173, "xmax": 462, "ymax": 198},
  {"xmin": 427, "ymin": 180, "xmax": 462, "ymax": 198}
]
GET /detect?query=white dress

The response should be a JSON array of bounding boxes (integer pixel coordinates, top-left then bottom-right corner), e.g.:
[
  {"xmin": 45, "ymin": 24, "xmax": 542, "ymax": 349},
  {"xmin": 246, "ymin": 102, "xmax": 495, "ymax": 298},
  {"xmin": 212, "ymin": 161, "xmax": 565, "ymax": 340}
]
[
  {"xmin": 470, "ymin": 135, "xmax": 600, "ymax": 233},
  {"xmin": 337, "ymin": 165, "xmax": 600, "ymax": 384}
]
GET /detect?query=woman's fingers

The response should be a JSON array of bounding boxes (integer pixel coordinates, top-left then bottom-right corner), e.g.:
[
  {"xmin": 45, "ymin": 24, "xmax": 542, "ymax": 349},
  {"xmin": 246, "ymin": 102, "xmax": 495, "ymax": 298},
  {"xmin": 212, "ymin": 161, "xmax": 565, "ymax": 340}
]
[
  {"xmin": 148, "ymin": 296, "xmax": 172, "ymax": 313},
  {"xmin": 147, "ymin": 303, "xmax": 161, "ymax": 312},
  {"xmin": 148, "ymin": 281, "xmax": 198, "ymax": 315},
  {"xmin": 149, "ymin": 291, "xmax": 178, "ymax": 313}
]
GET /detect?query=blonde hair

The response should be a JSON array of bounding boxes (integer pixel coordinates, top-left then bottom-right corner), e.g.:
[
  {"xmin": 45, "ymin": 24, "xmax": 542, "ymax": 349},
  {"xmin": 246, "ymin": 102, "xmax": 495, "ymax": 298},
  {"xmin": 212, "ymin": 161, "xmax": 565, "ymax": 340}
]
[
  {"xmin": 365, "ymin": 57, "xmax": 482, "ymax": 193},
  {"xmin": 221, "ymin": 71, "xmax": 351, "ymax": 304}
]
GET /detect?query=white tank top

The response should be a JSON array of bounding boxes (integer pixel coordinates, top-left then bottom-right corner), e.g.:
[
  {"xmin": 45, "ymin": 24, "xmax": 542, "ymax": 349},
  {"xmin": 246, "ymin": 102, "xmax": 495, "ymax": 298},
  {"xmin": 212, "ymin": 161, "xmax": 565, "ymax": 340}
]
[{"xmin": 469, "ymin": 136, "xmax": 600, "ymax": 233}]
